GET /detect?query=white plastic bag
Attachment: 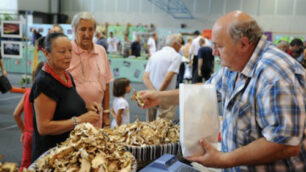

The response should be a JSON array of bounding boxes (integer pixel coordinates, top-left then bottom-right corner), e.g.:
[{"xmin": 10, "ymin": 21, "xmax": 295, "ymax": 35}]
[{"xmin": 179, "ymin": 84, "xmax": 219, "ymax": 157}]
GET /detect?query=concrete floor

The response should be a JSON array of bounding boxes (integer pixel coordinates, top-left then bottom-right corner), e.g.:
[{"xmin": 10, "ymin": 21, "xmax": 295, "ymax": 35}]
[{"xmin": 0, "ymin": 73, "xmax": 180, "ymax": 165}]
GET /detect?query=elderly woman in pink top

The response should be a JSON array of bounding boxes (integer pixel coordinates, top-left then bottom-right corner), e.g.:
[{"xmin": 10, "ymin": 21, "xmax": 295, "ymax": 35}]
[{"xmin": 68, "ymin": 12, "xmax": 113, "ymax": 128}]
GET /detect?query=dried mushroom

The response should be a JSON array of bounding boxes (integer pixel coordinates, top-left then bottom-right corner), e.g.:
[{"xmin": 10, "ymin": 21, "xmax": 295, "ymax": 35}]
[
  {"xmin": 34, "ymin": 123, "xmax": 135, "ymax": 172},
  {"xmin": 0, "ymin": 162, "xmax": 18, "ymax": 172},
  {"xmin": 130, "ymin": 90, "xmax": 144, "ymax": 107},
  {"xmin": 105, "ymin": 118, "xmax": 179, "ymax": 146}
]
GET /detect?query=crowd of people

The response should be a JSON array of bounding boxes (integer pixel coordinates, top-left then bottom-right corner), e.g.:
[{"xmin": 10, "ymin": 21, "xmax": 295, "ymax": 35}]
[{"xmin": 0, "ymin": 10, "xmax": 304, "ymax": 171}]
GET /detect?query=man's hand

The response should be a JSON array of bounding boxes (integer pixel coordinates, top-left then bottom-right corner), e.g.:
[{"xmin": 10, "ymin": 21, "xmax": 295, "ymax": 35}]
[
  {"xmin": 185, "ymin": 139, "xmax": 230, "ymax": 168},
  {"xmin": 138, "ymin": 90, "xmax": 161, "ymax": 109}
]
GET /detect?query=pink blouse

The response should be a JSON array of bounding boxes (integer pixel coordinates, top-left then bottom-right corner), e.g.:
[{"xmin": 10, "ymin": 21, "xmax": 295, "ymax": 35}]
[{"xmin": 68, "ymin": 41, "xmax": 113, "ymax": 128}]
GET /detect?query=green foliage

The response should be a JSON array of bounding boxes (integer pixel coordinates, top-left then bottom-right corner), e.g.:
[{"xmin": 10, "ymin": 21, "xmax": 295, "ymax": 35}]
[{"xmin": 19, "ymin": 75, "xmax": 31, "ymax": 87}]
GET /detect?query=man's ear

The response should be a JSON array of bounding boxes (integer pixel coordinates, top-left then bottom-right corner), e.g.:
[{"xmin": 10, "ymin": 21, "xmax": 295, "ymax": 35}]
[{"xmin": 240, "ymin": 36, "xmax": 250, "ymax": 51}]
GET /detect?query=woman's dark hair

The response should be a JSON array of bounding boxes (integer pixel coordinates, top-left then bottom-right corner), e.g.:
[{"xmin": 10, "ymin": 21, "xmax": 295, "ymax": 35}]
[
  {"xmin": 290, "ymin": 38, "xmax": 303, "ymax": 47},
  {"xmin": 44, "ymin": 32, "xmax": 68, "ymax": 53},
  {"xmin": 32, "ymin": 61, "xmax": 44, "ymax": 83},
  {"xmin": 113, "ymin": 78, "xmax": 130, "ymax": 97}
]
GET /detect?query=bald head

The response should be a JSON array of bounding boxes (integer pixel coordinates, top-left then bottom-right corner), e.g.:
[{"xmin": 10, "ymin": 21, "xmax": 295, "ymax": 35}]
[{"xmin": 213, "ymin": 10, "xmax": 263, "ymax": 45}]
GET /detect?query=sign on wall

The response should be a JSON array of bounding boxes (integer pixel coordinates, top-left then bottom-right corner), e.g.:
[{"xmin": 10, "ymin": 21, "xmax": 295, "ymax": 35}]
[
  {"xmin": 1, "ymin": 41, "xmax": 23, "ymax": 58},
  {"xmin": 1, "ymin": 20, "xmax": 23, "ymax": 38}
]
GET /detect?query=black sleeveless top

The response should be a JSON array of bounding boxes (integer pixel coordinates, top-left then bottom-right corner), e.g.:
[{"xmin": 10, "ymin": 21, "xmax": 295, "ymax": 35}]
[{"xmin": 29, "ymin": 70, "xmax": 87, "ymax": 162}]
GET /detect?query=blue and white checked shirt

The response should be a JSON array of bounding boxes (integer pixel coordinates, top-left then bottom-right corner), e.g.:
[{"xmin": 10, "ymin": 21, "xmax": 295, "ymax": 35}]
[{"xmin": 207, "ymin": 36, "xmax": 305, "ymax": 172}]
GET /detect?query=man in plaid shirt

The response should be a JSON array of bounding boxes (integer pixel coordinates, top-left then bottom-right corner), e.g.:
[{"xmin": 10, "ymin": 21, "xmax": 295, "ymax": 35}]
[{"xmin": 140, "ymin": 11, "xmax": 305, "ymax": 171}]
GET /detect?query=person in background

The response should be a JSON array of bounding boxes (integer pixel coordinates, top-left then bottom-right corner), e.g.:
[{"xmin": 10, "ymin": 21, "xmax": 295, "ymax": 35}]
[
  {"xmin": 110, "ymin": 78, "xmax": 131, "ymax": 129},
  {"xmin": 176, "ymin": 37, "xmax": 186, "ymax": 88},
  {"xmin": 107, "ymin": 32, "xmax": 119, "ymax": 53},
  {"xmin": 121, "ymin": 33, "xmax": 131, "ymax": 58},
  {"xmin": 276, "ymin": 40, "xmax": 289, "ymax": 53},
  {"xmin": 51, "ymin": 24, "xmax": 63, "ymax": 33},
  {"xmin": 302, "ymin": 49, "xmax": 306, "ymax": 68},
  {"xmin": 182, "ymin": 37, "xmax": 192, "ymax": 58},
  {"xmin": 29, "ymin": 33, "xmax": 101, "ymax": 162},
  {"xmin": 140, "ymin": 11, "xmax": 305, "ymax": 171},
  {"xmin": 131, "ymin": 35, "xmax": 142, "ymax": 57},
  {"xmin": 147, "ymin": 32, "xmax": 158, "ymax": 57},
  {"xmin": 181, "ymin": 37, "xmax": 193, "ymax": 84},
  {"xmin": 148, "ymin": 24, "xmax": 156, "ymax": 32},
  {"xmin": 289, "ymin": 38, "xmax": 304, "ymax": 62},
  {"xmin": 31, "ymin": 28, "xmax": 42, "ymax": 46},
  {"xmin": 189, "ymin": 30, "xmax": 202, "ymax": 83},
  {"xmin": 95, "ymin": 30, "xmax": 108, "ymax": 51},
  {"xmin": 197, "ymin": 38, "xmax": 215, "ymax": 82},
  {"xmin": 69, "ymin": 12, "xmax": 113, "ymax": 128},
  {"xmin": 13, "ymin": 61, "xmax": 44, "ymax": 171},
  {"xmin": 143, "ymin": 34, "xmax": 182, "ymax": 121},
  {"xmin": 0, "ymin": 52, "xmax": 7, "ymax": 77}
]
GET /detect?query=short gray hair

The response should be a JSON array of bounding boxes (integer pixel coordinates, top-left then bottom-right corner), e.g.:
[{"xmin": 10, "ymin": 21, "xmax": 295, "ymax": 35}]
[
  {"xmin": 277, "ymin": 40, "xmax": 289, "ymax": 47},
  {"xmin": 71, "ymin": 12, "xmax": 96, "ymax": 34},
  {"xmin": 228, "ymin": 19, "xmax": 263, "ymax": 44},
  {"xmin": 165, "ymin": 34, "xmax": 181, "ymax": 46}
]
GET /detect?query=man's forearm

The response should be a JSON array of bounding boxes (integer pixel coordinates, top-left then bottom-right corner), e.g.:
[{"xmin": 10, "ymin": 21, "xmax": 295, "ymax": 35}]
[
  {"xmin": 224, "ymin": 138, "xmax": 301, "ymax": 167},
  {"xmin": 102, "ymin": 83, "xmax": 110, "ymax": 126},
  {"xmin": 103, "ymin": 84, "xmax": 110, "ymax": 109},
  {"xmin": 159, "ymin": 72, "xmax": 175, "ymax": 91},
  {"xmin": 198, "ymin": 58, "xmax": 203, "ymax": 73},
  {"xmin": 143, "ymin": 73, "xmax": 155, "ymax": 90},
  {"xmin": 158, "ymin": 89, "xmax": 179, "ymax": 105}
]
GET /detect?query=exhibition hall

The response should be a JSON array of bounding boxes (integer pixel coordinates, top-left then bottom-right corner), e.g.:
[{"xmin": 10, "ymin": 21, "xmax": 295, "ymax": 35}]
[{"xmin": 0, "ymin": 0, "xmax": 305, "ymax": 171}]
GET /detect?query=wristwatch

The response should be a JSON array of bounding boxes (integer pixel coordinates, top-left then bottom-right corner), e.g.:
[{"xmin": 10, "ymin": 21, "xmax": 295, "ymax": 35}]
[{"xmin": 72, "ymin": 116, "xmax": 78, "ymax": 127}]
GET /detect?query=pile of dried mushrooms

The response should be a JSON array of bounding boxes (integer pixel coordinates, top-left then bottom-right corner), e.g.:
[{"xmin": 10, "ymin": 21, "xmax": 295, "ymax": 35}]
[
  {"xmin": 34, "ymin": 123, "xmax": 135, "ymax": 172},
  {"xmin": 105, "ymin": 118, "xmax": 179, "ymax": 146}
]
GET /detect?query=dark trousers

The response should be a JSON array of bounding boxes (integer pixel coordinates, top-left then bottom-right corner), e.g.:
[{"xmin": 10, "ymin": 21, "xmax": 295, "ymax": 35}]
[
  {"xmin": 192, "ymin": 56, "xmax": 202, "ymax": 83},
  {"xmin": 176, "ymin": 62, "xmax": 185, "ymax": 88},
  {"xmin": 198, "ymin": 70, "xmax": 212, "ymax": 82}
]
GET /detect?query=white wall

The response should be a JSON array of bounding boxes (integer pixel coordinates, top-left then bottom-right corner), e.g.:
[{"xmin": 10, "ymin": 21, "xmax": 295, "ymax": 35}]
[
  {"xmin": 61, "ymin": 0, "xmax": 306, "ymax": 38},
  {"xmin": 18, "ymin": 0, "xmax": 50, "ymax": 13},
  {"xmin": 0, "ymin": 0, "xmax": 18, "ymax": 13}
]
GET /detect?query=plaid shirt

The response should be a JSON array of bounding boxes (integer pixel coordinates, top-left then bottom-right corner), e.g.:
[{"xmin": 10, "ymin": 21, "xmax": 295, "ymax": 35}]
[{"xmin": 207, "ymin": 36, "xmax": 305, "ymax": 172}]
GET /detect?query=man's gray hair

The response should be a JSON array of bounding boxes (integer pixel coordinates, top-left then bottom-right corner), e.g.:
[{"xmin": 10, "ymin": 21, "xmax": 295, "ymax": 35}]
[
  {"xmin": 228, "ymin": 19, "xmax": 263, "ymax": 44},
  {"xmin": 165, "ymin": 34, "xmax": 181, "ymax": 46},
  {"xmin": 71, "ymin": 12, "xmax": 96, "ymax": 34},
  {"xmin": 277, "ymin": 40, "xmax": 289, "ymax": 47}
]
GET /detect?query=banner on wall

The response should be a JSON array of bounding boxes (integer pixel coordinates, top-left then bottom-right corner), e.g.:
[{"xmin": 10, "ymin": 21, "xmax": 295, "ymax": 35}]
[
  {"xmin": 273, "ymin": 35, "xmax": 304, "ymax": 45},
  {"xmin": 202, "ymin": 29, "xmax": 212, "ymax": 40},
  {"xmin": 28, "ymin": 24, "xmax": 73, "ymax": 40},
  {"xmin": 264, "ymin": 32, "xmax": 273, "ymax": 42},
  {"xmin": 108, "ymin": 26, "xmax": 127, "ymax": 41}
]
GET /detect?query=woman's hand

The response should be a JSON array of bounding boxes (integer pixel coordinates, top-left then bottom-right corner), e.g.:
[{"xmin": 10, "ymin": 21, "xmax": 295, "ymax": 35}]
[
  {"xmin": 86, "ymin": 102, "xmax": 102, "ymax": 114},
  {"xmin": 78, "ymin": 111, "xmax": 100, "ymax": 125},
  {"xmin": 20, "ymin": 133, "xmax": 24, "ymax": 143}
]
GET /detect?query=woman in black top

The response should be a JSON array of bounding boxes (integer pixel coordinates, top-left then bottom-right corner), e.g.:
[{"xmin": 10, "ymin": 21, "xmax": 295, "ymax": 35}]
[{"xmin": 30, "ymin": 33, "xmax": 101, "ymax": 162}]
